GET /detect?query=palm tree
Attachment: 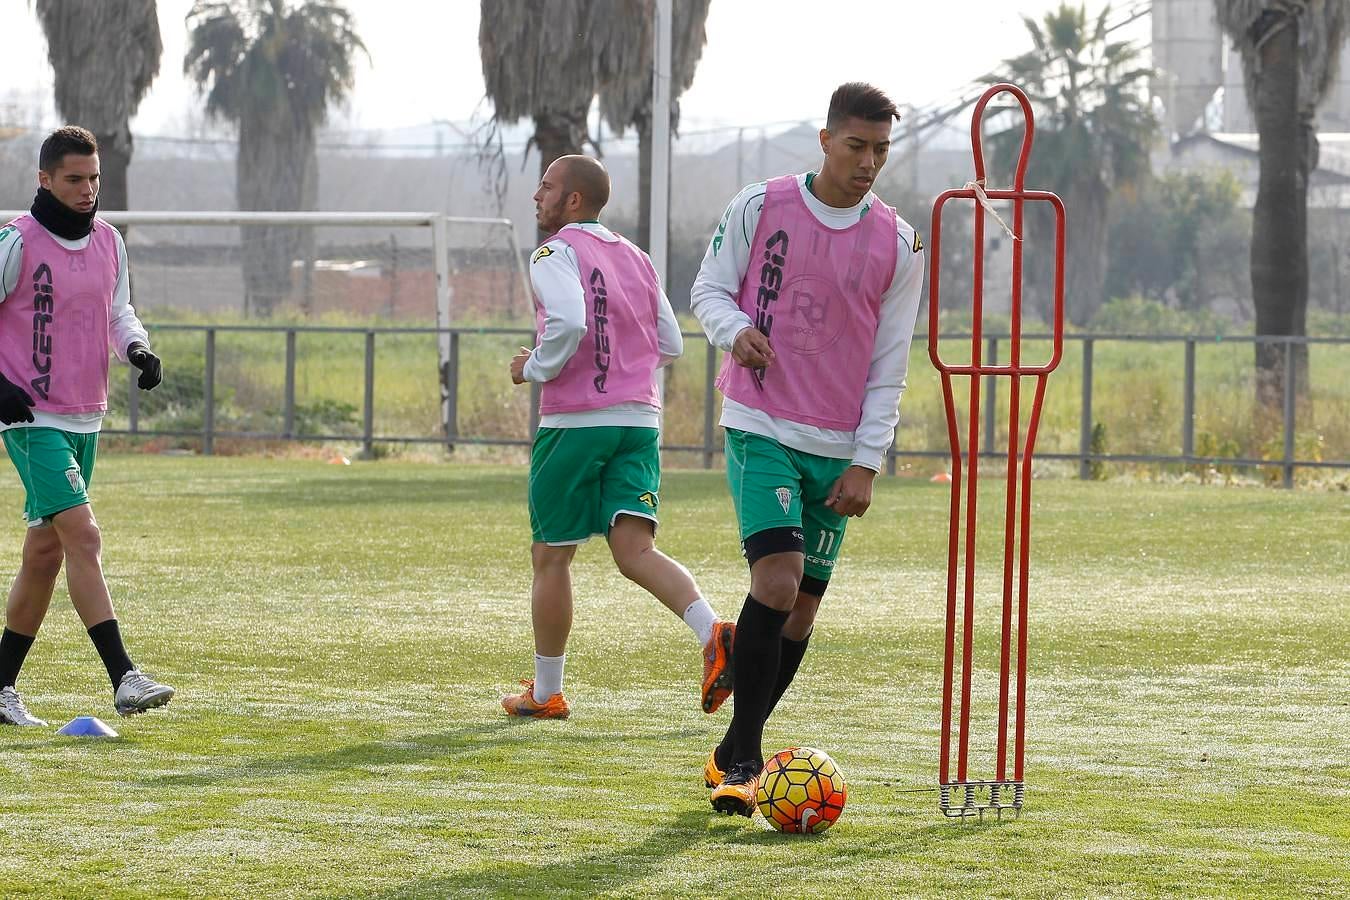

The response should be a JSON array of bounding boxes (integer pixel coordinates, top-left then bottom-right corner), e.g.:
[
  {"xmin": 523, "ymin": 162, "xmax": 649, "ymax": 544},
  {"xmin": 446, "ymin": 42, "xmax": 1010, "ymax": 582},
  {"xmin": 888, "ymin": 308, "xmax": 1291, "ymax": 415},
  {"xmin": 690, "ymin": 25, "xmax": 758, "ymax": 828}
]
[
  {"xmin": 33, "ymin": 0, "xmax": 162, "ymax": 216},
  {"xmin": 988, "ymin": 3, "xmax": 1156, "ymax": 325},
  {"xmin": 479, "ymin": 0, "xmax": 614, "ymax": 242},
  {"xmin": 1216, "ymin": 0, "xmax": 1348, "ymax": 408},
  {"xmin": 184, "ymin": 0, "xmax": 366, "ymax": 315},
  {"xmin": 596, "ymin": 0, "xmax": 712, "ymax": 250}
]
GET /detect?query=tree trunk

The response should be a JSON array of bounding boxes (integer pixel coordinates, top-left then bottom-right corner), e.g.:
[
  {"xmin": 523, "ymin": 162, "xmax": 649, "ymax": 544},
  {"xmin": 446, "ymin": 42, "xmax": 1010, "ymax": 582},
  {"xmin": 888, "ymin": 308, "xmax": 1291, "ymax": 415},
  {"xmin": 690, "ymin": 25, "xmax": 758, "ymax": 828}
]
[
  {"xmin": 237, "ymin": 112, "xmax": 312, "ymax": 317},
  {"xmin": 532, "ymin": 107, "xmax": 589, "ymax": 245},
  {"xmin": 1250, "ymin": 17, "xmax": 1308, "ymax": 410},
  {"xmin": 300, "ymin": 143, "xmax": 319, "ymax": 317},
  {"xmin": 94, "ymin": 124, "xmax": 133, "ymax": 217},
  {"xmin": 1065, "ymin": 177, "xmax": 1109, "ymax": 326}
]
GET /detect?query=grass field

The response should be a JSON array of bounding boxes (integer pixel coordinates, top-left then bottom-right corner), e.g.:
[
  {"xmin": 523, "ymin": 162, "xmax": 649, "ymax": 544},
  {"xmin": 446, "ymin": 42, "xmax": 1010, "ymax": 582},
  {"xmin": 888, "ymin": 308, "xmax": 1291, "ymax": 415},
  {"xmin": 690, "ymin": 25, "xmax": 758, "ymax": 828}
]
[{"xmin": 0, "ymin": 458, "xmax": 1346, "ymax": 898}]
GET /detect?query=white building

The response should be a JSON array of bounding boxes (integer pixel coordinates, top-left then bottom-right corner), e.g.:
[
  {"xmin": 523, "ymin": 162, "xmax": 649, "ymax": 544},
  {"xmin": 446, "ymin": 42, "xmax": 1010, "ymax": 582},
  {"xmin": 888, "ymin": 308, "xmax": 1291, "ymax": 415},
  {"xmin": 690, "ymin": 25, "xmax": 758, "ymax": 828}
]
[{"xmin": 1152, "ymin": 0, "xmax": 1350, "ymax": 136}]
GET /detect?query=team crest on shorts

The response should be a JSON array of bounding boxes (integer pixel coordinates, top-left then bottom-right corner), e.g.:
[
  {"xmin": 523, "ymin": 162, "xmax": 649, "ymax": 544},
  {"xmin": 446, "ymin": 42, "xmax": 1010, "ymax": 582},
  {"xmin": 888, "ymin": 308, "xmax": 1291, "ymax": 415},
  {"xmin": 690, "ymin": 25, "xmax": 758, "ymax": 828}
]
[
  {"xmin": 65, "ymin": 467, "xmax": 84, "ymax": 493},
  {"xmin": 637, "ymin": 491, "xmax": 658, "ymax": 509},
  {"xmin": 775, "ymin": 487, "xmax": 792, "ymax": 514}
]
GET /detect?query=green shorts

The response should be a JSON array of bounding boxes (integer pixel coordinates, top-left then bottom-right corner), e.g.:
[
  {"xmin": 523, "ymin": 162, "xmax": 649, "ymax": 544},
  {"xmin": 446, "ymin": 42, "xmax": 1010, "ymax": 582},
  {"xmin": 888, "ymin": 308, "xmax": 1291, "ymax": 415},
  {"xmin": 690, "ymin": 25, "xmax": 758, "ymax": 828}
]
[
  {"xmin": 2, "ymin": 427, "xmax": 97, "ymax": 527},
  {"xmin": 725, "ymin": 428, "xmax": 850, "ymax": 583},
  {"xmin": 529, "ymin": 426, "xmax": 661, "ymax": 545}
]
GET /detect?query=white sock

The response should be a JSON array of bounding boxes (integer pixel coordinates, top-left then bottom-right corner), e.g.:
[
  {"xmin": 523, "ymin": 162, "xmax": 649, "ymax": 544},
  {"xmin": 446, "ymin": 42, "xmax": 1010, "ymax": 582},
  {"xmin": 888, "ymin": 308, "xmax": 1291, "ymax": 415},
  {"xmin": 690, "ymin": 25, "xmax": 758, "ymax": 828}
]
[
  {"xmin": 682, "ymin": 598, "xmax": 718, "ymax": 646},
  {"xmin": 533, "ymin": 653, "xmax": 565, "ymax": 702}
]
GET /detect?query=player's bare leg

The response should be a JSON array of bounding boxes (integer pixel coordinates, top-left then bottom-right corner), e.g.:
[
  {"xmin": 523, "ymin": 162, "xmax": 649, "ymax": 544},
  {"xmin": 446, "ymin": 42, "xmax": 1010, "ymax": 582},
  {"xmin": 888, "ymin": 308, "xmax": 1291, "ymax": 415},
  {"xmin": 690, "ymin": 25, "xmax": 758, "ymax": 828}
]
[
  {"xmin": 0, "ymin": 526, "xmax": 63, "ymax": 727},
  {"xmin": 51, "ymin": 505, "xmax": 113, "ymax": 627},
  {"xmin": 503, "ymin": 542, "xmax": 577, "ymax": 718},
  {"xmin": 50, "ymin": 505, "xmax": 173, "ymax": 716},
  {"xmin": 782, "ymin": 592, "xmax": 819, "ymax": 641},
  {"xmin": 607, "ymin": 515, "xmax": 698, "ymax": 617},
  {"xmin": 7, "ymin": 524, "xmax": 64, "ymax": 635},
  {"xmin": 607, "ymin": 515, "xmax": 734, "ymax": 712},
  {"xmin": 529, "ymin": 542, "xmax": 577, "ymax": 657}
]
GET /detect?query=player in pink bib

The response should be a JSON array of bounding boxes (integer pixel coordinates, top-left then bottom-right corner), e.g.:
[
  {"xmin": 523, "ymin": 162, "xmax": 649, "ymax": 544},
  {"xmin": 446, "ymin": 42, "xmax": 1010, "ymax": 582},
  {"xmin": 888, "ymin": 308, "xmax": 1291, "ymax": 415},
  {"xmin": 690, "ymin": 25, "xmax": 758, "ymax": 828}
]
[
  {"xmin": 692, "ymin": 84, "xmax": 927, "ymax": 816},
  {"xmin": 0, "ymin": 127, "xmax": 174, "ymax": 728},
  {"xmin": 500, "ymin": 156, "xmax": 735, "ymax": 720}
]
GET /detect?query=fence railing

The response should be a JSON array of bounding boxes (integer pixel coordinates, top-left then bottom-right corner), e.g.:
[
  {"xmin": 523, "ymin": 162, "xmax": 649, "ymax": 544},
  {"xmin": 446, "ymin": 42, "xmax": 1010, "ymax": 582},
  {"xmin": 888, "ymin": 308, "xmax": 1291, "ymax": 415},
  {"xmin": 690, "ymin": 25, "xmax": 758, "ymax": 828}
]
[{"xmin": 108, "ymin": 324, "xmax": 1349, "ymax": 488}]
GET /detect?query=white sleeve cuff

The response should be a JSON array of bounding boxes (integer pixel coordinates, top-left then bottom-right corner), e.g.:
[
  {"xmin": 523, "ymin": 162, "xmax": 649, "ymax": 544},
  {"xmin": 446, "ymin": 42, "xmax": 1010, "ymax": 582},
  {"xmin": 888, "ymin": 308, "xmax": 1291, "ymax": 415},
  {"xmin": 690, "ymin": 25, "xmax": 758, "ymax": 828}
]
[{"xmin": 850, "ymin": 453, "xmax": 884, "ymax": 473}]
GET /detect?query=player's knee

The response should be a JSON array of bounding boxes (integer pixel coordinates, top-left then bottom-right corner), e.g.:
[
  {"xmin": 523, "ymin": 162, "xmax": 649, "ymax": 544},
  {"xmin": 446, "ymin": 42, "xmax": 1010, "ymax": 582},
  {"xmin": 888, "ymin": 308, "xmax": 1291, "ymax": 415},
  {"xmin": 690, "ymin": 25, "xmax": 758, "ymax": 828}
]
[
  {"xmin": 611, "ymin": 546, "xmax": 646, "ymax": 582},
  {"xmin": 750, "ymin": 560, "xmax": 803, "ymax": 610},
  {"xmin": 57, "ymin": 518, "xmax": 102, "ymax": 562},
  {"xmin": 608, "ymin": 517, "xmax": 656, "ymax": 577},
  {"xmin": 743, "ymin": 527, "xmax": 804, "ymax": 608},
  {"xmin": 608, "ymin": 529, "xmax": 652, "ymax": 580},
  {"xmin": 531, "ymin": 542, "xmax": 575, "ymax": 572},
  {"xmin": 20, "ymin": 535, "xmax": 64, "ymax": 580}
]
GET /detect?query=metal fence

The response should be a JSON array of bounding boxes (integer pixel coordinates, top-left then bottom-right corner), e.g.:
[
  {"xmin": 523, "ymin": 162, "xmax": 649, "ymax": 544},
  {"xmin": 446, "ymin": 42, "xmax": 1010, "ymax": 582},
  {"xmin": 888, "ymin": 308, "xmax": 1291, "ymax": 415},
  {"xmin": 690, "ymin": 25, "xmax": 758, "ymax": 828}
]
[{"xmin": 107, "ymin": 324, "xmax": 1349, "ymax": 488}]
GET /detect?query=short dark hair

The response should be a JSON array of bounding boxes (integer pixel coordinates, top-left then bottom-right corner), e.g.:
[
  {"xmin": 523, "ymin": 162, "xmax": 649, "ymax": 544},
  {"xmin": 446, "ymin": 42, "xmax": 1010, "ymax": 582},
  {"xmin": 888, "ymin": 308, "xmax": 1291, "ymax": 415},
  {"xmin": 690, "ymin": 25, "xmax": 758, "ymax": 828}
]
[
  {"xmin": 39, "ymin": 126, "xmax": 98, "ymax": 172},
  {"xmin": 826, "ymin": 82, "xmax": 900, "ymax": 131}
]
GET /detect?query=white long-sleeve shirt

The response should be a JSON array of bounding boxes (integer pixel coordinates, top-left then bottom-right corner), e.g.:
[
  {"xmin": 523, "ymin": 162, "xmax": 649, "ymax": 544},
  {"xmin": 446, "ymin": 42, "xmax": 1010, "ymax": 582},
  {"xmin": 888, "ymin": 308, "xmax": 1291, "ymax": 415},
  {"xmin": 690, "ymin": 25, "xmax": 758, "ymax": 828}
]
[
  {"xmin": 0, "ymin": 218, "xmax": 150, "ymax": 433},
  {"xmin": 525, "ymin": 221, "xmax": 683, "ymax": 429},
  {"xmin": 691, "ymin": 174, "xmax": 925, "ymax": 471}
]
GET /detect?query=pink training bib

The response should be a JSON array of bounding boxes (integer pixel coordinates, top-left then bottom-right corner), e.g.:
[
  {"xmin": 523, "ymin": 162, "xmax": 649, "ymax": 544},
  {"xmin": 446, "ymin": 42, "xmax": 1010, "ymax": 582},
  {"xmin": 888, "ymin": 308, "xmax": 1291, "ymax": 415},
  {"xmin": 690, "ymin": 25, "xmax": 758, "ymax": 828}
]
[
  {"xmin": 535, "ymin": 229, "xmax": 663, "ymax": 414},
  {"xmin": 717, "ymin": 175, "xmax": 898, "ymax": 431},
  {"xmin": 0, "ymin": 215, "xmax": 118, "ymax": 414}
]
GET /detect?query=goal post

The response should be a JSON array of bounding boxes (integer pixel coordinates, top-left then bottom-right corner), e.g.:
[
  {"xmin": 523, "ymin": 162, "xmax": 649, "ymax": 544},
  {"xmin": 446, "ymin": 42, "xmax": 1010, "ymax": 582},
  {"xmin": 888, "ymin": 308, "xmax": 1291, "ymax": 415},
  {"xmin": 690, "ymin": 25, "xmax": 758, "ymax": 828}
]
[{"xmin": 0, "ymin": 209, "xmax": 531, "ymax": 447}]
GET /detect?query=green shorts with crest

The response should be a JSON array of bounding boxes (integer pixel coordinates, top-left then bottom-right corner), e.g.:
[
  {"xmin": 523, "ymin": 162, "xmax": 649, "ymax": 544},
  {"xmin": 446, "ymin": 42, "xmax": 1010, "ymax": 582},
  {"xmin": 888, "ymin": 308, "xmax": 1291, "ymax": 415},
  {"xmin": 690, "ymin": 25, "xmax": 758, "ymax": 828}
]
[
  {"xmin": 2, "ymin": 427, "xmax": 97, "ymax": 527},
  {"xmin": 724, "ymin": 428, "xmax": 850, "ymax": 583},
  {"xmin": 528, "ymin": 426, "xmax": 661, "ymax": 545}
]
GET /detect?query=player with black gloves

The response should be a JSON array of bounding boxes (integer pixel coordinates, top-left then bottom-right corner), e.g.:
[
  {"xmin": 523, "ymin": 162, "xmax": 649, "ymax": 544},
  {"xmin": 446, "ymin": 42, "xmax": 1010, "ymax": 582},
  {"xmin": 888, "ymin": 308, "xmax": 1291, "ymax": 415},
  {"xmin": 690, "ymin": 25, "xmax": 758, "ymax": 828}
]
[{"xmin": 0, "ymin": 126, "xmax": 174, "ymax": 727}]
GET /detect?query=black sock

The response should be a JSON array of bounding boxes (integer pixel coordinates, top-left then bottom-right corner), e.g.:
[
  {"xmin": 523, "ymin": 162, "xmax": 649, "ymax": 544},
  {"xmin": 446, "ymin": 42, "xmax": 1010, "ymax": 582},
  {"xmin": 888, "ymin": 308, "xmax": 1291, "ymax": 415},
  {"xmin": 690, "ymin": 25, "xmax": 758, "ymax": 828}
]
[
  {"xmin": 717, "ymin": 631, "xmax": 810, "ymax": 770},
  {"xmin": 86, "ymin": 619, "xmax": 134, "ymax": 689},
  {"xmin": 0, "ymin": 628, "xmax": 36, "ymax": 688},
  {"xmin": 725, "ymin": 594, "xmax": 788, "ymax": 770}
]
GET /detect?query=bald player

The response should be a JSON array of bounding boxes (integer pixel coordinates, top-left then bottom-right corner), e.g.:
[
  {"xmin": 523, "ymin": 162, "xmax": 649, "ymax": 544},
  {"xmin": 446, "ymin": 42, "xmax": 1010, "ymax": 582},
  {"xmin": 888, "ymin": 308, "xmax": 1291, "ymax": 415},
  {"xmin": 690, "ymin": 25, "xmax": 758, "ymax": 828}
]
[{"xmin": 500, "ymin": 155, "xmax": 735, "ymax": 719}]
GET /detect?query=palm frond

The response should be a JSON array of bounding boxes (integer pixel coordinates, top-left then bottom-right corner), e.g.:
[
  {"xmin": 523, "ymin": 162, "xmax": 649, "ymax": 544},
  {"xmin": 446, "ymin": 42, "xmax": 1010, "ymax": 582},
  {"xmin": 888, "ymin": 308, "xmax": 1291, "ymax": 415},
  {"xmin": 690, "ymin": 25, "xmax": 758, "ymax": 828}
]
[
  {"xmin": 595, "ymin": 0, "xmax": 712, "ymax": 135},
  {"xmin": 35, "ymin": 0, "xmax": 163, "ymax": 130},
  {"xmin": 479, "ymin": 0, "xmax": 598, "ymax": 124}
]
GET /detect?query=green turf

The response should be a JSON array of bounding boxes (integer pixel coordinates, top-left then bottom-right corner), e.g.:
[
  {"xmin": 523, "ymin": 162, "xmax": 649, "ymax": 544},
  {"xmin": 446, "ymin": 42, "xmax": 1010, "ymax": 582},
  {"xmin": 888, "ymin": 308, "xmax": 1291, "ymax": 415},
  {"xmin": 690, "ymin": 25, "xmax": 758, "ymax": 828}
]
[{"xmin": 0, "ymin": 458, "xmax": 1346, "ymax": 898}]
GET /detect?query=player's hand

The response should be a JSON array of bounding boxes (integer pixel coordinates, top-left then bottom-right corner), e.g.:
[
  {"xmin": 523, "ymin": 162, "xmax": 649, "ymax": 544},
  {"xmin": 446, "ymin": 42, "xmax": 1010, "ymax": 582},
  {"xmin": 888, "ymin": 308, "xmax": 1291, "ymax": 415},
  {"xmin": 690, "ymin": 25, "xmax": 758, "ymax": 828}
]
[
  {"xmin": 510, "ymin": 347, "xmax": 532, "ymax": 384},
  {"xmin": 126, "ymin": 343, "xmax": 162, "ymax": 390},
  {"xmin": 731, "ymin": 327, "xmax": 775, "ymax": 369},
  {"xmin": 0, "ymin": 371, "xmax": 35, "ymax": 425},
  {"xmin": 825, "ymin": 465, "xmax": 876, "ymax": 518}
]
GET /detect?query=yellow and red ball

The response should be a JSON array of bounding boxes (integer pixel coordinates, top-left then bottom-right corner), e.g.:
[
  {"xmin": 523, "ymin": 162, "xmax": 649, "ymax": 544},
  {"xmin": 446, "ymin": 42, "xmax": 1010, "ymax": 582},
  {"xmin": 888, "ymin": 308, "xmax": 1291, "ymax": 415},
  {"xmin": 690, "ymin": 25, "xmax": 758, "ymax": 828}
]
[{"xmin": 756, "ymin": 747, "xmax": 847, "ymax": 833}]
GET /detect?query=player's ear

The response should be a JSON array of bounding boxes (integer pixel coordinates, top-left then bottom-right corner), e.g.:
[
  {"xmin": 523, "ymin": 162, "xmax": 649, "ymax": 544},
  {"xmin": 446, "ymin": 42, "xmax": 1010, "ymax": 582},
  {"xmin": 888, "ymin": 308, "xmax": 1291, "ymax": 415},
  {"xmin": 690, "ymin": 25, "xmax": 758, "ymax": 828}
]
[{"xmin": 819, "ymin": 128, "xmax": 830, "ymax": 155}]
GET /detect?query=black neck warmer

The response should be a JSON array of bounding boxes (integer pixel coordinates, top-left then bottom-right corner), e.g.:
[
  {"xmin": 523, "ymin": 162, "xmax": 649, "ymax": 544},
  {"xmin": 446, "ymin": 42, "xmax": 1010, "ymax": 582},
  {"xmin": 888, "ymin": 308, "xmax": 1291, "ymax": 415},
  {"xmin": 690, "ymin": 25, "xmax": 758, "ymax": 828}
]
[{"xmin": 30, "ymin": 187, "xmax": 97, "ymax": 240}]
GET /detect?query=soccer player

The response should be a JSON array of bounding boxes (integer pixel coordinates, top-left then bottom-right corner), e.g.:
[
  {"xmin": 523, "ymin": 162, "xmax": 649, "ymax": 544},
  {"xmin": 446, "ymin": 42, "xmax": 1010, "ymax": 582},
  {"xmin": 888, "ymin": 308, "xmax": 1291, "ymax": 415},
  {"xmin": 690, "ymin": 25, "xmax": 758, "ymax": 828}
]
[
  {"xmin": 0, "ymin": 126, "xmax": 174, "ymax": 727},
  {"xmin": 501, "ymin": 155, "xmax": 734, "ymax": 719},
  {"xmin": 692, "ymin": 83, "xmax": 926, "ymax": 815}
]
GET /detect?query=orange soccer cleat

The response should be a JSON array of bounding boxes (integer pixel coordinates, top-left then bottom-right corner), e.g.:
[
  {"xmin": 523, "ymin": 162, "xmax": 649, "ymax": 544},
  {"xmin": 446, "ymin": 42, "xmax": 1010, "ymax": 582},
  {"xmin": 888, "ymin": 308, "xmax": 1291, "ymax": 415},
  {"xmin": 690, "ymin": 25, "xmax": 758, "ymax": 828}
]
[
  {"xmin": 701, "ymin": 621, "xmax": 735, "ymax": 713},
  {"xmin": 703, "ymin": 747, "xmax": 726, "ymax": 789},
  {"xmin": 710, "ymin": 760, "xmax": 760, "ymax": 817},
  {"xmin": 501, "ymin": 679, "xmax": 571, "ymax": 719}
]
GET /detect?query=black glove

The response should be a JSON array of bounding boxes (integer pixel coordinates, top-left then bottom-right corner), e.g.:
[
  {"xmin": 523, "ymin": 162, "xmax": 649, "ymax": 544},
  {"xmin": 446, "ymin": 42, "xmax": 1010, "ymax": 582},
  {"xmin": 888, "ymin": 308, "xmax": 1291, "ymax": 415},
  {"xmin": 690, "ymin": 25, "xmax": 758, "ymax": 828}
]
[
  {"xmin": 0, "ymin": 371, "xmax": 35, "ymax": 425},
  {"xmin": 126, "ymin": 342, "xmax": 162, "ymax": 390}
]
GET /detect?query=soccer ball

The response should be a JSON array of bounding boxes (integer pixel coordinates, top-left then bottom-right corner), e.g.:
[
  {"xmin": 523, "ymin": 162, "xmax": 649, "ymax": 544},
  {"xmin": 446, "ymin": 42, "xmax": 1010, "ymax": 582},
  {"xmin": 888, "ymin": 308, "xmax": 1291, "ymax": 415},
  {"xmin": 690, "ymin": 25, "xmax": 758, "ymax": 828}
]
[{"xmin": 756, "ymin": 746, "xmax": 847, "ymax": 833}]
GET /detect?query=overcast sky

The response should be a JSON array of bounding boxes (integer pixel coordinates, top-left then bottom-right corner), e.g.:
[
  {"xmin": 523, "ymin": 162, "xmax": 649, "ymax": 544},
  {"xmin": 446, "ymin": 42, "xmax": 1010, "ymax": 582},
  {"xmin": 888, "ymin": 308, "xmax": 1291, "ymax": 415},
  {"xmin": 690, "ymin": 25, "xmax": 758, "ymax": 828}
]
[{"xmin": 0, "ymin": 0, "xmax": 1130, "ymax": 136}]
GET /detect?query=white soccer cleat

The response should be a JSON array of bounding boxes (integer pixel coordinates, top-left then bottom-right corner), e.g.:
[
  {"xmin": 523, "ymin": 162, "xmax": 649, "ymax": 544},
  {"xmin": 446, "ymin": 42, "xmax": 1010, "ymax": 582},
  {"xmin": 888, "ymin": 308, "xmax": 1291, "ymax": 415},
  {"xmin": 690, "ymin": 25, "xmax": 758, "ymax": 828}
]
[
  {"xmin": 0, "ymin": 685, "xmax": 48, "ymax": 727},
  {"xmin": 114, "ymin": 670, "xmax": 175, "ymax": 717}
]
